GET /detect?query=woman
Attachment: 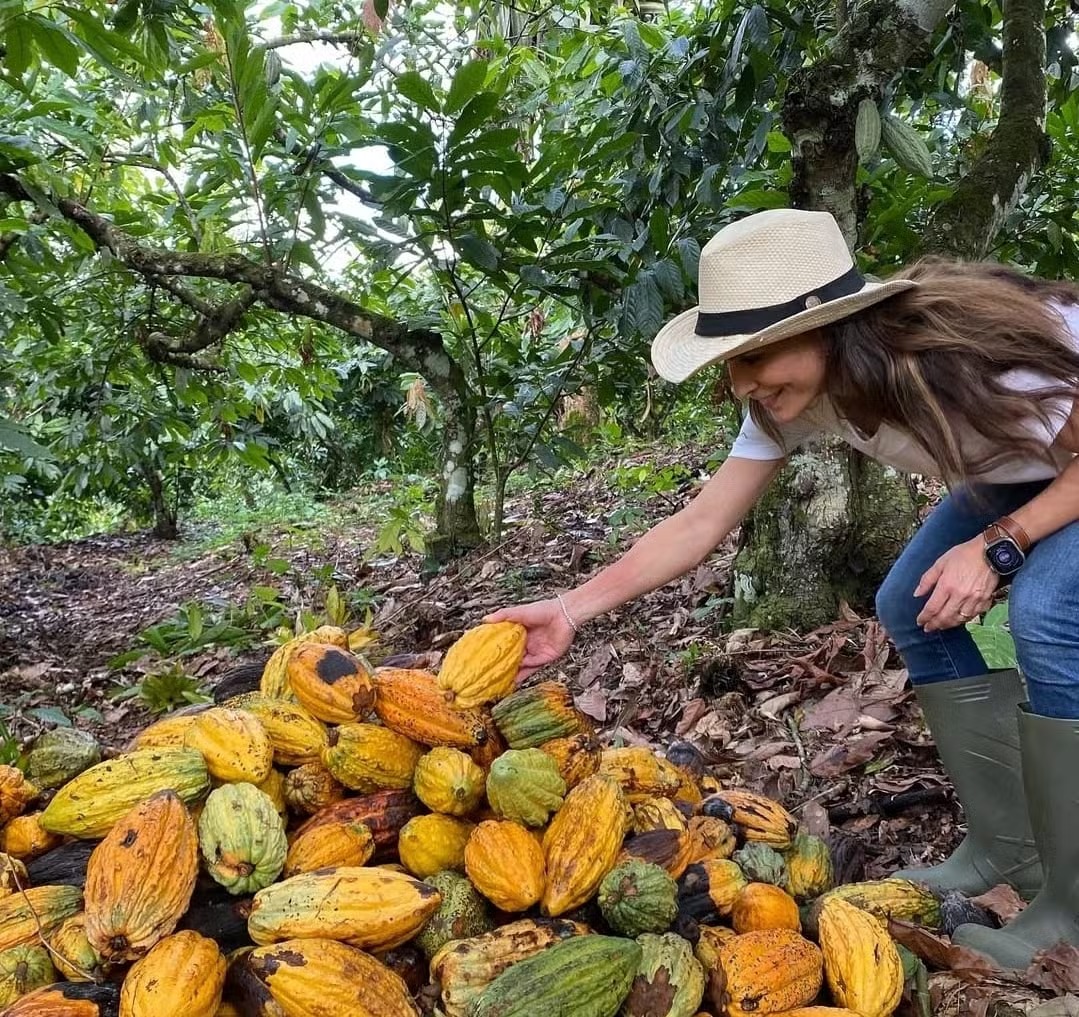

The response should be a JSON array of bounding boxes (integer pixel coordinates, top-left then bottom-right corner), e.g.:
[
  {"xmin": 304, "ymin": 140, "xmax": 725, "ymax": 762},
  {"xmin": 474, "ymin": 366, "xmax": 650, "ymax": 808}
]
[{"xmin": 485, "ymin": 208, "xmax": 1079, "ymax": 970}]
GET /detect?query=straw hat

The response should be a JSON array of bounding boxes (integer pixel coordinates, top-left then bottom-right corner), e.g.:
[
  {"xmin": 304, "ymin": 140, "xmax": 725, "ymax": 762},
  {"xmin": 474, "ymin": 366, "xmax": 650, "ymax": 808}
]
[{"xmin": 650, "ymin": 209, "xmax": 918, "ymax": 383}]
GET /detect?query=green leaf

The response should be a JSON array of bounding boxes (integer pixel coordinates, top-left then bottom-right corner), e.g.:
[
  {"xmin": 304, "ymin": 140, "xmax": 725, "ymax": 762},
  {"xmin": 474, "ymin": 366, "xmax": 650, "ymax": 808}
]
[
  {"xmin": 449, "ymin": 92, "xmax": 501, "ymax": 146},
  {"xmin": 0, "ymin": 418, "xmax": 54, "ymax": 459},
  {"xmin": 445, "ymin": 59, "xmax": 487, "ymax": 115},
  {"xmin": 456, "ymin": 234, "xmax": 500, "ymax": 273},
  {"xmin": 374, "ymin": 0, "xmax": 389, "ymax": 18},
  {"xmin": 0, "ymin": 134, "xmax": 41, "ymax": 172},
  {"xmin": 5, "ymin": 17, "xmax": 34, "ymax": 78},
  {"xmin": 396, "ymin": 70, "xmax": 441, "ymax": 113},
  {"xmin": 29, "ymin": 16, "xmax": 80, "ymax": 77},
  {"xmin": 622, "ymin": 273, "xmax": 665, "ymax": 338}
]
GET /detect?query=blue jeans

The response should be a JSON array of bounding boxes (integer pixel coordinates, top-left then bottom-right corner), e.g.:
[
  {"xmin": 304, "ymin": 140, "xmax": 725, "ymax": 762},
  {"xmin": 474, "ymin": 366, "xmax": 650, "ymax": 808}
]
[{"xmin": 875, "ymin": 481, "xmax": 1079, "ymax": 719}]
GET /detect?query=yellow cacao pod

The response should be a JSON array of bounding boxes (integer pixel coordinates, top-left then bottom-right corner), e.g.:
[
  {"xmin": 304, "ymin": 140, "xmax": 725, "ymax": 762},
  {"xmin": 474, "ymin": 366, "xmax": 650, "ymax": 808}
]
[
  {"xmin": 702, "ymin": 790, "xmax": 797, "ymax": 849},
  {"xmin": 287, "ymin": 643, "xmax": 376, "ymax": 725},
  {"xmin": 223, "ymin": 693, "xmax": 329, "ymax": 767},
  {"xmin": 398, "ymin": 814, "xmax": 474, "ymax": 879},
  {"xmin": 247, "ymin": 867, "xmax": 441, "ymax": 952},
  {"xmin": 254, "ymin": 767, "xmax": 288, "ymax": 823},
  {"xmin": 542, "ymin": 774, "xmax": 627, "ymax": 916},
  {"xmin": 685, "ymin": 815, "xmax": 737, "ymax": 864},
  {"xmin": 184, "ymin": 707, "xmax": 273, "ymax": 784},
  {"xmin": 632, "ymin": 797, "xmax": 688, "ymax": 834},
  {"xmin": 40, "ymin": 748, "xmax": 209, "ymax": 839},
  {"xmin": 2, "ymin": 812, "xmax": 62, "ymax": 860},
  {"xmin": 119, "ymin": 930, "xmax": 226, "ymax": 1017},
  {"xmin": 84, "ymin": 790, "xmax": 199, "ymax": 964},
  {"xmin": 284, "ymin": 820, "xmax": 375, "ymax": 877},
  {"xmin": 713, "ymin": 929, "xmax": 823, "ymax": 1017},
  {"xmin": 731, "ymin": 882, "xmax": 801, "ymax": 934},
  {"xmin": 48, "ymin": 913, "xmax": 102, "ymax": 982},
  {"xmin": 464, "ymin": 820, "xmax": 546, "ymax": 912},
  {"xmin": 785, "ymin": 832, "xmax": 834, "ymax": 902},
  {"xmin": 413, "ymin": 747, "xmax": 486, "ymax": 816},
  {"xmin": 245, "ymin": 937, "xmax": 420, "ymax": 1016},
  {"xmin": 617, "ymin": 827, "xmax": 694, "ymax": 879},
  {"xmin": 538, "ymin": 733, "xmax": 601, "ymax": 789},
  {"xmin": 818, "ymin": 896, "xmax": 904, "ymax": 1017},
  {"xmin": 0, "ymin": 884, "xmax": 82, "ymax": 952},
  {"xmin": 0, "ymin": 768, "xmax": 36, "ymax": 826},
  {"xmin": 437, "ymin": 622, "xmax": 526, "ymax": 709},
  {"xmin": 599, "ymin": 747, "xmax": 682, "ymax": 804},
  {"xmin": 678, "ymin": 859, "xmax": 748, "ymax": 922},
  {"xmin": 322, "ymin": 723, "xmax": 424, "ymax": 793},
  {"xmin": 131, "ymin": 711, "xmax": 202, "ymax": 750}
]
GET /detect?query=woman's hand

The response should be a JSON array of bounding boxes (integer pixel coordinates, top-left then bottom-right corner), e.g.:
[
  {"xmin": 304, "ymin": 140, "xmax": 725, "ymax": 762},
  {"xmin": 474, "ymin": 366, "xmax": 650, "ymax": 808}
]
[
  {"xmin": 914, "ymin": 536, "xmax": 1000, "ymax": 632},
  {"xmin": 483, "ymin": 599, "xmax": 576, "ymax": 680}
]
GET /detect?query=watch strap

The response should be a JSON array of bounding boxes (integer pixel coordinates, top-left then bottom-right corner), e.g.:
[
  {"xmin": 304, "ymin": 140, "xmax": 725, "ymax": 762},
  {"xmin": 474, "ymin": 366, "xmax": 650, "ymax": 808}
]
[{"xmin": 985, "ymin": 515, "xmax": 1032, "ymax": 553}]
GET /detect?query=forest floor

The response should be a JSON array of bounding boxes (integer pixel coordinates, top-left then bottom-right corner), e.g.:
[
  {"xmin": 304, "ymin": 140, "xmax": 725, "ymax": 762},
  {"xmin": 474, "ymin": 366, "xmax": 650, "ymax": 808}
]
[{"xmin": 0, "ymin": 437, "xmax": 1074, "ymax": 1013}]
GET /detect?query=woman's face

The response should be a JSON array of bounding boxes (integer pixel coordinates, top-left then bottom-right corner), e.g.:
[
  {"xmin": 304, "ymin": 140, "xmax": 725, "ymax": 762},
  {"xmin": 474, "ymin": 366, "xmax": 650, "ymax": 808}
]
[{"xmin": 726, "ymin": 331, "xmax": 827, "ymax": 423}]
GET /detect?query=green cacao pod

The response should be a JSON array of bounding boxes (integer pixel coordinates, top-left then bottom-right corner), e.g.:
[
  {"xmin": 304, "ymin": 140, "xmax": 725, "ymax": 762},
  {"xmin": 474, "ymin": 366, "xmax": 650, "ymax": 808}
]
[
  {"xmin": 0, "ymin": 944, "xmax": 56, "ymax": 1006},
  {"xmin": 732, "ymin": 842, "xmax": 789, "ymax": 889},
  {"xmin": 490, "ymin": 682, "xmax": 587, "ymax": 749},
  {"xmin": 40, "ymin": 749, "xmax": 209, "ymax": 839},
  {"xmin": 197, "ymin": 782, "xmax": 287, "ymax": 895},
  {"xmin": 854, "ymin": 98, "xmax": 881, "ymax": 162},
  {"xmin": 485, "ymin": 749, "xmax": 566, "ymax": 827},
  {"xmin": 414, "ymin": 870, "xmax": 493, "ymax": 959},
  {"xmin": 784, "ymin": 832, "xmax": 834, "ymax": 902},
  {"xmin": 880, "ymin": 114, "xmax": 933, "ymax": 178},
  {"xmin": 23, "ymin": 730, "xmax": 101, "ymax": 792},
  {"xmin": 471, "ymin": 934, "xmax": 642, "ymax": 1017},
  {"xmin": 623, "ymin": 932, "xmax": 705, "ymax": 1017},
  {"xmin": 597, "ymin": 860, "xmax": 678, "ymax": 938}
]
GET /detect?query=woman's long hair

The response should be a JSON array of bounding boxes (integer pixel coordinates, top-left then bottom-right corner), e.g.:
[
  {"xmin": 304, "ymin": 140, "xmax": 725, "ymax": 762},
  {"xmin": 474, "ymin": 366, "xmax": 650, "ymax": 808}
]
[{"xmin": 754, "ymin": 259, "xmax": 1079, "ymax": 486}]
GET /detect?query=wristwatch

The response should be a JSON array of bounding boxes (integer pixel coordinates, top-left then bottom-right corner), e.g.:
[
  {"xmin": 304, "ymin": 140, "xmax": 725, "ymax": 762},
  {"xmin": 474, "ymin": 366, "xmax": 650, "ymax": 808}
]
[{"xmin": 982, "ymin": 515, "xmax": 1032, "ymax": 577}]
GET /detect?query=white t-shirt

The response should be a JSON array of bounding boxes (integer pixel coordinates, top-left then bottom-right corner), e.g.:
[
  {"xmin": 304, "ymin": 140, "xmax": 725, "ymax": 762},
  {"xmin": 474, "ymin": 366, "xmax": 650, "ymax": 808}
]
[{"xmin": 729, "ymin": 301, "xmax": 1079, "ymax": 483}]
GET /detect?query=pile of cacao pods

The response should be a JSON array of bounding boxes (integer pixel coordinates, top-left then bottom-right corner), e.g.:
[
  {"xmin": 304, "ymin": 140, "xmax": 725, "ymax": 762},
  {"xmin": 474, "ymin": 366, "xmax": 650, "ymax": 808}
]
[{"xmin": 0, "ymin": 621, "xmax": 959, "ymax": 1016}]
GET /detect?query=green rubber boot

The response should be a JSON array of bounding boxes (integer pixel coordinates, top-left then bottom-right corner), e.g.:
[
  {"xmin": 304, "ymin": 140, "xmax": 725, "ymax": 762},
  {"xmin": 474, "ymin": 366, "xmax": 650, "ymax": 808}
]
[
  {"xmin": 954, "ymin": 707, "xmax": 1079, "ymax": 969},
  {"xmin": 892, "ymin": 671, "xmax": 1042, "ymax": 898}
]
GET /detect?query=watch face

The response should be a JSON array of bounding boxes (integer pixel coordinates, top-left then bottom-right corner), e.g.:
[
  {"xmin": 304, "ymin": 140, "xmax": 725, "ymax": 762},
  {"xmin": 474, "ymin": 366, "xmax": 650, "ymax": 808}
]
[{"xmin": 986, "ymin": 538, "xmax": 1025, "ymax": 575}]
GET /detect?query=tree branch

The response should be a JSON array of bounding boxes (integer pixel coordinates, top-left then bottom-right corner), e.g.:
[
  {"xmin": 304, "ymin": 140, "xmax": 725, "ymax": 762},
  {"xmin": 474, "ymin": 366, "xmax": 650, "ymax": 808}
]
[
  {"xmin": 0, "ymin": 173, "xmax": 447, "ymax": 381},
  {"xmin": 921, "ymin": 0, "xmax": 1049, "ymax": 257},
  {"xmin": 264, "ymin": 31, "xmax": 368, "ymax": 51}
]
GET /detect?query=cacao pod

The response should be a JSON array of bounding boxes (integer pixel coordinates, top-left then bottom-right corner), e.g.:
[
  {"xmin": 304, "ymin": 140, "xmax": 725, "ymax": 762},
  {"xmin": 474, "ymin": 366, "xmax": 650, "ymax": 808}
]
[
  {"xmin": 464, "ymin": 820, "xmax": 545, "ymax": 912},
  {"xmin": 818, "ymin": 896, "xmax": 904, "ymax": 1017},
  {"xmin": 623, "ymin": 932, "xmax": 705, "ymax": 1017},
  {"xmin": 542, "ymin": 774, "xmax": 627, "ymax": 916},
  {"xmin": 437, "ymin": 622, "xmax": 526, "ymax": 709},
  {"xmin": 118, "ymin": 930, "xmax": 225, "ymax": 1017},
  {"xmin": 0, "ymin": 769, "xmax": 36, "ymax": 827},
  {"xmin": 131, "ymin": 711, "xmax": 202, "ymax": 750},
  {"xmin": 712, "ymin": 929, "xmax": 823, "ymax": 1017},
  {"xmin": 282, "ymin": 762, "xmax": 345, "ymax": 815},
  {"xmin": 597, "ymin": 860, "xmax": 678, "ymax": 938},
  {"xmin": 685, "ymin": 815, "xmax": 737, "ymax": 864},
  {"xmin": 677, "ymin": 858, "xmax": 748, "ymax": 923},
  {"xmin": 23, "ymin": 730, "xmax": 101, "ymax": 791},
  {"xmin": 731, "ymin": 882, "xmax": 801, "ymax": 934},
  {"xmin": 247, "ymin": 866, "xmax": 441, "ymax": 951},
  {"xmin": 701, "ymin": 790, "xmax": 797, "ymax": 849},
  {"xmin": 47, "ymin": 913, "xmax": 102, "ymax": 982},
  {"xmin": 321, "ymin": 722, "xmax": 424, "ymax": 793},
  {"xmin": 412, "ymin": 747, "xmax": 485, "ymax": 816},
  {"xmin": 0, "ymin": 885, "xmax": 82, "ymax": 952},
  {"xmin": 413, "ymin": 870, "xmax": 493, "ymax": 960},
  {"xmin": 398, "ymin": 813, "xmax": 473, "ymax": 879},
  {"xmin": 0, "ymin": 857, "xmax": 26, "ymax": 898},
  {"xmin": 880, "ymin": 113, "xmax": 933, "ymax": 178},
  {"xmin": 618, "ymin": 827, "xmax": 694, "ymax": 879},
  {"xmin": 539, "ymin": 732, "xmax": 601, "ymax": 788},
  {"xmin": 0, "ymin": 944, "xmax": 56, "ymax": 1007},
  {"xmin": 485, "ymin": 748, "xmax": 565, "ymax": 827},
  {"xmin": 430, "ymin": 917, "xmax": 588, "ymax": 1017},
  {"xmin": 785, "ymin": 831, "xmax": 834, "ymax": 902},
  {"xmin": 40, "ymin": 749, "xmax": 209, "ymax": 839},
  {"xmin": 259, "ymin": 625, "xmax": 349, "ymax": 700},
  {"xmin": 2, "ymin": 813, "xmax": 62, "ymax": 861},
  {"xmin": 491, "ymin": 681, "xmax": 587, "ymax": 749},
  {"xmin": 599, "ymin": 747, "xmax": 682, "ymax": 803},
  {"xmin": 632, "ymin": 797, "xmax": 688, "ymax": 834},
  {"xmin": 292, "ymin": 789, "xmax": 422, "ymax": 861},
  {"xmin": 283, "ymin": 820, "xmax": 374, "ymax": 877},
  {"xmin": 855, "ymin": 98, "xmax": 882, "ymax": 161},
  {"xmin": 287, "ymin": 642, "xmax": 375, "ymax": 725},
  {"xmin": 184, "ymin": 708, "xmax": 273, "ymax": 785},
  {"xmin": 84, "ymin": 790, "xmax": 198, "ymax": 964},
  {"xmin": 733, "ymin": 842, "xmax": 789, "ymax": 888},
  {"xmin": 222, "ymin": 694, "xmax": 328, "ymax": 766},
  {"xmin": 198, "ymin": 782, "xmax": 287, "ymax": 895},
  {"xmin": 470, "ymin": 934, "xmax": 641, "ymax": 1017},
  {"xmin": 806, "ymin": 878, "xmax": 941, "ymax": 934},
  {"xmin": 0, "ymin": 981, "xmax": 120, "ymax": 1015},
  {"xmin": 374, "ymin": 669, "xmax": 489, "ymax": 748}
]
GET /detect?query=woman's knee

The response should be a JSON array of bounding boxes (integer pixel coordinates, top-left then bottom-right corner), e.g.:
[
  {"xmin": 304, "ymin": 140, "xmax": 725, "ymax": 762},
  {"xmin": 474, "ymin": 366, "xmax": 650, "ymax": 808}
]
[{"xmin": 875, "ymin": 565, "xmax": 920, "ymax": 641}]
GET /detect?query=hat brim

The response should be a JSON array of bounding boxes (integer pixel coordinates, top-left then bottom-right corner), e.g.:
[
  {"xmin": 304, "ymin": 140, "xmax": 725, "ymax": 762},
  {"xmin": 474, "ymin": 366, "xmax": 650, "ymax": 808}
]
[{"xmin": 650, "ymin": 279, "xmax": 918, "ymax": 384}]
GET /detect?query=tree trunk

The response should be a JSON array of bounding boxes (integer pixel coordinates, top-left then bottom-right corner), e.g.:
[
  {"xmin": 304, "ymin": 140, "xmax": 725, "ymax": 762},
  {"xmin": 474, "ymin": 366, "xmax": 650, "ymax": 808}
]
[
  {"xmin": 427, "ymin": 389, "xmax": 483, "ymax": 561},
  {"xmin": 141, "ymin": 461, "xmax": 179, "ymax": 540}
]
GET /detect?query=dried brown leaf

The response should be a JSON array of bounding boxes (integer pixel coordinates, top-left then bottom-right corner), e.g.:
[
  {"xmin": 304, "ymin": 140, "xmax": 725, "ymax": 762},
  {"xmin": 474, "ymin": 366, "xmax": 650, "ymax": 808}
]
[
  {"xmin": 809, "ymin": 731, "xmax": 892, "ymax": 778},
  {"xmin": 1026, "ymin": 942, "xmax": 1079, "ymax": 993},
  {"xmin": 970, "ymin": 884, "xmax": 1026, "ymax": 923}
]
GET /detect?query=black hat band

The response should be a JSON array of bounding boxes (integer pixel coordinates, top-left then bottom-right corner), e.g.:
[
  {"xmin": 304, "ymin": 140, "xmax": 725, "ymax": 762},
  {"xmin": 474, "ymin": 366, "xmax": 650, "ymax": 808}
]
[{"xmin": 694, "ymin": 264, "xmax": 866, "ymax": 338}]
